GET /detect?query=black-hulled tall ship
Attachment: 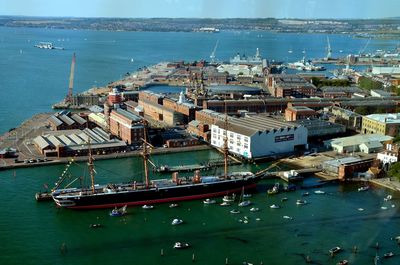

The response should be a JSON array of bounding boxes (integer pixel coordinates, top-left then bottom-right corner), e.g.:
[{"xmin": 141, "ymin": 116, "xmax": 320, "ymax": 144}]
[{"xmin": 52, "ymin": 120, "xmax": 259, "ymax": 209}]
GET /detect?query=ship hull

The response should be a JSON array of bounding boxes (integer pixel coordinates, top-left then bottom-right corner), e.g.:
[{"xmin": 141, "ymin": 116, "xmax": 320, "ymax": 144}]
[{"xmin": 54, "ymin": 177, "xmax": 259, "ymax": 209}]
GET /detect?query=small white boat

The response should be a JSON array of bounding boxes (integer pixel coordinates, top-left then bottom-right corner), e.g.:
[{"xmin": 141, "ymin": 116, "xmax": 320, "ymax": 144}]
[
  {"xmin": 281, "ymin": 197, "xmax": 288, "ymax": 202},
  {"xmin": 243, "ymin": 220, "xmax": 249, "ymax": 224},
  {"xmin": 302, "ymin": 192, "xmax": 309, "ymax": 197},
  {"xmin": 358, "ymin": 208, "xmax": 364, "ymax": 211},
  {"xmin": 296, "ymin": 199, "xmax": 307, "ymax": 205},
  {"xmin": 222, "ymin": 195, "xmax": 235, "ymax": 202},
  {"xmin": 384, "ymin": 195, "xmax": 393, "ymax": 201},
  {"xmin": 314, "ymin": 190, "xmax": 325, "ymax": 195},
  {"xmin": 230, "ymin": 209, "xmax": 240, "ymax": 214},
  {"xmin": 329, "ymin": 246, "xmax": 342, "ymax": 255},
  {"xmin": 238, "ymin": 200, "xmax": 252, "ymax": 207},
  {"xmin": 358, "ymin": 186, "xmax": 369, "ymax": 192},
  {"xmin": 169, "ymin": 203, "xmax": 179, "ymax": 208},
  {"xmin": 381, "ymin": 206, "xmax": 388, "ymax": 210},
  {"xmin": 243, "ymin": 194, "xmax": 252, "ymax": 198},
  {"xmin": 173, "ymin": 242, "xmax": 190, "ymax": 249},
  {"xmin": 392, "ymin": 204, "xmax": 395, "ymax": 208},
  {"xmin": 255, "ymin": 218, "xmax": 261, "ymax": 221},
  {"xmin": 220, "ymin": 202, "xmax": 231, "ymax": 206},
  {"xmin": 283, "ymin": 215, "xmax": 293, "ymax": 220},
  {"xmin": 249, "ymin": 207, "xmax": 259, "ymax": 212},
  {"xmin": 142, "ymin": 205, "xmax": 154, "ymax": 209},
  {"xmin": 383, "ymin": 252, "xmax": 394, "ymax": 258},
  {"xmin": 203, "ymin": 199, "xmax": 216, "ymax": 204},
  {"xmin": 171, "ymin": 218, "xmax": 183, "ymax": 225},
  {"xmin": 270, "ymin": 204, "xmax": 280, "ymax": 209}
]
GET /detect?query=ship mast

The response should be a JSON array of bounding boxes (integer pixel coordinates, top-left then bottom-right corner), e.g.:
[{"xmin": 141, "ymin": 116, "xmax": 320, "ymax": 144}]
[
  {"xmin": 87, "ymin": 138, "xmax": 96, "ymax": 193},
  {"xmin": 142, "ymin": 120, "xmax": 150, "ymax": 188},
  {"xmin": 223, "ymin": 99, "xmax": 228, "ymax": 179}
]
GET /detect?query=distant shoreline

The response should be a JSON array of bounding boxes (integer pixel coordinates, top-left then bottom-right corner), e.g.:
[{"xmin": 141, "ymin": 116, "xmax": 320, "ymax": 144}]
[{"xmin": 1, "ymin": 16, "xmax": 400, "ymax": 38}]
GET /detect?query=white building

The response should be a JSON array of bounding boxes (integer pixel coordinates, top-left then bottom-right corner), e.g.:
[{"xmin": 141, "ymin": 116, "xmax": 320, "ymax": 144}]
[
  {"xmin": 210, "ymin": 115, "xmax": 308, "ymax": 159},
  {"xmin": 325, "ymin": 134, "xmax": 392, "ymax": 154},
  {"xmin": 377, "ymin": 143, "xmax": 400, "ymax": 165}
]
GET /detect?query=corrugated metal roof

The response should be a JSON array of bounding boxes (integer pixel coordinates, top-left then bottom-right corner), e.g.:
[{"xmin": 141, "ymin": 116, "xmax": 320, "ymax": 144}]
[
  {"xmin": 71, "ymin": 114, "xmax": 86, "ymax": 125},
  {"xmin": 33, "ymin": 136, "xmax": 51, "ymax": 149},
  {"xmin": 58, "ymin": 115, "xmax": 75, "ymax": 126},
  {"xmin": 47, "ymin": 135, "xmax": 65, "ymax": 147},
  {"xmin": 115, "ymin": 108, "xmax": 142, "ymax": 122},
  {"xmin": 48, "ymin": 116, "xmax": 63, "ymax": 127},
  {"xmin": 69, "ymin": 134, "xmax": 85, "ymax": 145},
  {"xmin": 58, "ymin": 135, "xmax": 76, "ymax": 145}
]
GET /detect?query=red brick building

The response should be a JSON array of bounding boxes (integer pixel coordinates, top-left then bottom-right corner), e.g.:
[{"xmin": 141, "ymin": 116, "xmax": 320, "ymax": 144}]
[
  {"xmin": 109, "ymin": 109, "xmax": 144, "ymax": 145},
  {"xmin": 285, "ymin": 106, "xmax": 317, "ymax": 121}
]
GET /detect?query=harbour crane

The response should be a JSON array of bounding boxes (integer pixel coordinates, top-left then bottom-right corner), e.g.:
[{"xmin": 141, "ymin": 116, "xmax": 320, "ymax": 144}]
[
  {"xmin": 210, "ymin": 40, "xmax": 219, "ymax": 64},
  {"xmin": 66, "ymin": 53, "xmax": 76, "ymax": 103},
  {"xmin": 359, "ymin": 37, "xmax": 371, "ymax": 56}
]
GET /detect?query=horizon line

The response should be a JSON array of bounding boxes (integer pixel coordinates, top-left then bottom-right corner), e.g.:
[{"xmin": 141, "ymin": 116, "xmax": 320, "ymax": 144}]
[{"xmin": 1, "ymin": 14, "xmax": 398, "ymax": 21}]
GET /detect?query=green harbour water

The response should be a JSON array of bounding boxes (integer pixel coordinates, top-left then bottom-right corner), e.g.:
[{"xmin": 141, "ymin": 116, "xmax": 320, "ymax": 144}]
[{"xmin": 1, "ymin": 149, "xmax": 399, "ymax": 265}]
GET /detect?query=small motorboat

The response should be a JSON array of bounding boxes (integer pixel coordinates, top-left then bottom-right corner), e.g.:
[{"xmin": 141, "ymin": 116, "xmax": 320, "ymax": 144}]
[
  {"xmin": 203, "ymin": 199, "xmax": 216, "ymax": 204},
  {"xmin": 173, "ymin": 242, "xmax": 190, "ymax": 249},
  {"xmin": 220, "ymin": 201, "xmax": 231, "ymax": 206},
  {"xmin": 296, "ymin": 199, "xmax": 307, "ymax": 205},
  {"xmin": 337, "ymin": 260, "xmax": 348, "ymax": 265},
  {"xmin": 329, "ymin": 246, "xmax": 342, "ymax": 255},
  {"xmin": 249, "ymin": 207, "xmax": 259, "ymax": 212},
  {"xmin": 89, "ymin": 223, "xmax": 102, "ymax": 228},
  {"xmin": 314, "ymin": 190, "xmax": 325, "ymax": 195},
  {"xmin": 171, "ymin": 218, "xmax": 183, "ymax": 226},
  {"xmin": 381, "ymin": 206, "xmax": 388, "ymax": 210},
  {"xmin": 358, "ymin": 208, "xmax": 364, "ymax": 211},
  {"xmin": 283, "ymin": 215, "xmax": 293, "ymax": 220},
  {"xmin": 267, "ymin": 184, "xmax": 279, "ymax": 195},
  {"xmin": 230, "ymin": 209, "xmax": 240, "ymax": 214},
  {"xmin": 238, "ymin": 200, "xmax": 252, "ymax": 207},
  {"xmin": 142, "ymin": 205, "xmax": 154, "ymax": 209},
  {"xmin": 302, "ymin": 192, "xmax": 310, "ymax": 197},
  {"xmin": 109, "ymin": 205, "xmax": 127, "ymax": 217},
  {"xmin": 222, "ymin": 195, "xmax": 235, "ymax": 202},
  {"xmin": 270, "ymin": 204, "xmax": 280, "ymax": 209},
  {"xmin": 383, "ymin": 252, "xmax": 394, "ymax": 258},
  {"xmin": 169, "ymin": 203, "xmax": 179, "ymax": 208},
  {"xmin": 281, "ymin": 197, "xmax": 288, "ymax": 202},
  {"xmin": 243, "ymin": 193, "xmax": 252, "ymax": 198},
  {"xmin": 358, "ymin": 186, "xmax": 369, "ymax": 192},
  {"xmin": 384, "ymin": 195, "xmax": 393, "ymax": 201}
]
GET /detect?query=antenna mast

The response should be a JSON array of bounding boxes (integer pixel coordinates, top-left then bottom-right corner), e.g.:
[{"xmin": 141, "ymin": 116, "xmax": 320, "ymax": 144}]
[
  {"xmin": 142, "ymin": 120, "xmax": 150, "ymax": 188},
  {"xmin": 87, "ymin": 138, "xmax": 96, "ymax": 193},
  {"xmin": 223, "ymin": 99, "xmax": 228, "ymax": 179},
  {"xmin": 66, "ymin": 53, "xmax": 76, "ymax": 103}
]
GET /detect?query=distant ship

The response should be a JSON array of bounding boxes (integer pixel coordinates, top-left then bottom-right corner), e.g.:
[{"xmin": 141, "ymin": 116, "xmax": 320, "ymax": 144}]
[
  {"xmin": 34, "ymin": 42, "xmax": 64, "ymax": 50},
  {"xmin": 195, "ymin": 27, "xmax": 220, "ymax": 33},
  {"xmin": 51, "ymin": 121, "xmax": 259, "ymax": 209},
  {"xmin": 287, "ymin": 56, "xmax": 325, "ymax": 71},
  {"xmin": 230, "ymin": 48, "xmax": 263, "ymax": 65}
]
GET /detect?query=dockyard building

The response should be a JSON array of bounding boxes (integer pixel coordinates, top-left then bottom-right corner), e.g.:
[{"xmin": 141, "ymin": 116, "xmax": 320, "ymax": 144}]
[
  {"xmin": 284, "ymin": 106, "xmax": 317, "ymax": 121},
  {"xmin": 33, "ymin": 128, "xmax": 126, "ymax": 157},
  {"xmin": 109, "ymin": 108, "xmax": 144, "ymax": 145},
  {"xmin": 362, "ymin": 113, "xmax": 400, "ymax": 136},
  {"xmin": 210, "ymin": 114, "xmax": 308, "ymax": 159},
  {"xmin": 324, "ymin": 134, "xmax": 392, "ymax": 154}
]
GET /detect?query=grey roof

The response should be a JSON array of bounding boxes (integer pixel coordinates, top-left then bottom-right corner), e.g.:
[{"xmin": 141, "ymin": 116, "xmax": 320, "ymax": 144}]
[
  {"xmin": 58, "ymin": 135, "xmax": 76, "ymax": 145},
  {"xmin": 89, "ymin": 105, "xmax": 104, "ymax": 113},
  {"xmin": 83, "ymin": 128, "xmax": 105, "ymax": 143},
  {"xmin": 320, "ymin": 86, "xmax": 362, "ymax": 93},
  {"xmin": 69, "ymin": 134, "xmax": 85, "ymax": 145},
  {"xmin": 58, "ymin": 115, "xmax": 75, "ymax": 126},
  {"xmin": 92, "ymin": 127, "xmax": 110, "ymax": 141},
  {"xmin": 47, "ymin": 135, "xmax": 65, "ymax": 147},
  {"xmin": 71, "ymin": 114, "xmax": 87, "ymax": 125},
  {"xmin": 115, "ymin": 108, "xmax": 142, "ymax": 122},
  {"xmin": 48, "ymin": 116, "xmax": 63, "ymax": 127},
  {"xmin": 33, "ymin": 136, "xmax": 51, "ymax": 149},
  {"xmin": 216, "ymin": 115, "xmax": 299, "ymax": 137},
  {"xmin": 360, "ymin": 141, "xmax": 384, "ymax": 149}
]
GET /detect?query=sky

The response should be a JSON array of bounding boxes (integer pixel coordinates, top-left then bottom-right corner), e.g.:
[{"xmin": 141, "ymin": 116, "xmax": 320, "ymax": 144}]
[{"xmin": 0, "ymin": 0, "xmax": 399, "ymax": 19}]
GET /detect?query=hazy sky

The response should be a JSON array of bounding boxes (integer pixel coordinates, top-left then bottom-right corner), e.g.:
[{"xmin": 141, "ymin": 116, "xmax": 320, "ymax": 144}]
[{"xmin": 1, "ymin": 0, "xmax": 399, "ymax": 19}]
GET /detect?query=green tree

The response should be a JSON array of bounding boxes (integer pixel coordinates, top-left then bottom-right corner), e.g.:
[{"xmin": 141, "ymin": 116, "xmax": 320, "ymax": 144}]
[{"xmin": 388, "ymin": 162, "xmax": 400, "ymax": 181}]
